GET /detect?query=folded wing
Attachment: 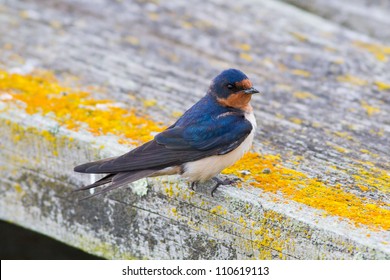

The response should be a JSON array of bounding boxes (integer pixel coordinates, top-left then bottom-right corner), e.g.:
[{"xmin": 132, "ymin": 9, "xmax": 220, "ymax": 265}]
[{"xmin": 74, "ymin": 112, "xmax": 253, "ymax": 174}]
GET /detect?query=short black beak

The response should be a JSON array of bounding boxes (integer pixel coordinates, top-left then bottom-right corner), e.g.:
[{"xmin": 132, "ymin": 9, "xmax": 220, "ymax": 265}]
[{"xmin": 244, "ymin": 87, "xmax": 260, "ymax": 94}]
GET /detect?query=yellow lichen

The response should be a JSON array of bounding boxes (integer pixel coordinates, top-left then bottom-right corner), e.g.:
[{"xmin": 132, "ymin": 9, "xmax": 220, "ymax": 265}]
[
  {"xmin": 374, "ymin": 81, "xmax": 390, "ymax": 91},
  {"xmin": 289, "ymin": 31, "xmax": 307, "ymax": 42},
  {"xmin": 360, "ymin": 101, "xmax": 380, "ymax": 116},
  {"xmin": 123, "ymin": 36, "xmax": 140, "ymax": 46},
  {"xmin": 354, "ymin": 41, "xmax": 390, "ymax": 62},
  {"xmin": 337, "ymin": 75, "xmax": 367, "ymax": 86},
  {"xmin": 238, "ymin": 216, "xmax": 247, "ymax": 227},
  {"xmin": 143, "ymin": 99, "xmax": 157, "ymax": 107},
  {"xmin": 333, "ymin": 131, "xmax": 354, "ymax": 141},
  {"xmin": 359, "ymin": 149, "xmax": 379, "ymax": 158},
  {"xmin": 239, "ymin": 53, "xmax": 253, "ymax": 62},
  {"xmin": 352, "ymin": 164, "xmax": 390, "ymax": 194},
  {"xmin": 252, "ymin": 210, "xmax": 287, "ymax": 259},
  {"xmin": 49, "ymin": 20, "xmax": 63, "ymax": 30},
  {"xmin": 289, "ymin": 117, "xmax": 303, "ymax": 125},
  {"xmin": 3, "ymin": 119, "xmax": 78, "ymax": 161},
  {"xmin": 333, "ymin": 58, "xmax": 344, "ymax": 64},
  {"xmin": 293, "ymin": 54, "xmax": 302, "ymax": 62},
  {"xmin": 147, "ymin": 12, "xmax": 159, "ymax": 21},
  {"xmin": 237, "ymin": 43, "xmax": 251, "ymax": 51},
  {"xmin": 0, "ymin": 69, "xmax": 164, "ymax": 145},
  {"xmin": 181, "ymin": 21, "xmax": 193, "ymax": 29},
  {"xmin": 19, "ymin": 10, "xmax": 30, "ymax": 19},
  {"xmin": 171, "ymin": 111, "xmax": 183, "ymax": 118},
  {"xmin": 291, "ymin": 69, "xmax": 311, "ymax": 77},
  {"xmin": 293, "ymin": 91, "xmax": 316, "ymax": 99},
  {"xmin": 13, "ymin": 183, "xmax": 24, "ymax": 194},
  {"xmin": 358, "ymin": 185, "xmax": 369, "ymax": 192},
  {"xmin": 164, "ymin": 185, "xmax": 174, "ymax": 198},
  {"xmin": 210, "ymin": 205, "xmax": 225, "ymax": 215},
  {"xmin": 327, "ymin": 142, "xmax": 349, "ymax": 154},
  {"xmin": 223, "ymin": 152, "xmax": 390, "ymax": 231}
]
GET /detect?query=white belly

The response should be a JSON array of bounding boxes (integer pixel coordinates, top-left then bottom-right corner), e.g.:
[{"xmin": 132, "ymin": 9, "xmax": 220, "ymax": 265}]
[{"xmin": 182, "ymin": 112, "xmax": 256, "ymax": 182}]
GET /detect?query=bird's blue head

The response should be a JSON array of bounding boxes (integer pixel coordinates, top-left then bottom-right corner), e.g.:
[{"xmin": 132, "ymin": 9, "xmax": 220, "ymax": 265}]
[{"xmin": 208, "ymin": 69, "xmax": 259, "ymax": 110}]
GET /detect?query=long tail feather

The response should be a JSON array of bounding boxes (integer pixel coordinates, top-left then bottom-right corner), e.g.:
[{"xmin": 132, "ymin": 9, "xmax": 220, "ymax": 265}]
[
  {"xmin": 73, "ymin": 173, "xmax": 115, "ymax": 192},
  {"xmin": 79, "ymin": 169, "xmax": 156, "ymax": 200}
]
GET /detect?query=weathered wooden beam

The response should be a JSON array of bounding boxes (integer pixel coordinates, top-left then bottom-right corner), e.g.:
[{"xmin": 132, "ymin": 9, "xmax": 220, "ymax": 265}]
[
  {"xmin": 1, "ymin": 109, "xmax": 388, "ymax": 259},
  {"xmin": 0, "ymin": 0, "xmax": 389, "ymax": 259}
]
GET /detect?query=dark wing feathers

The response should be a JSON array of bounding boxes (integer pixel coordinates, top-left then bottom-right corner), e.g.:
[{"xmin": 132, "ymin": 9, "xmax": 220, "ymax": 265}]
[
  {"xmin": 156, "ymin": 113, "xmax": 252, "ymax": 152},
  {"xmin": 74, "ymin": 112, "xmax": 253, "ymax": 174}
]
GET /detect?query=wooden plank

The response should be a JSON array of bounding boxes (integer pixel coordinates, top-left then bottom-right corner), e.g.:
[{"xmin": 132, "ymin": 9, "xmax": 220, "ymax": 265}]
[
  {"xmin": 0, "ymin": 0, "xmax": 389, "ymax": 259},
  {"xmin": 282, "ymin": 0, "xmax": 390, "ymax": 43}
]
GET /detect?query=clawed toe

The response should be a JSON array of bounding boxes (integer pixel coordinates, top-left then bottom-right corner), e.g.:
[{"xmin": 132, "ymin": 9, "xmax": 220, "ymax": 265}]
[
  {"xmin": 189, "ymin": 177, "xmax": 240, "ymax": 196},
  {"xmin": 189, "ymin": 181, "xmax": 197, "ymax": 191},
  {"xmin": 210, "ymin": 176, "xmax": 240, "ymax": 196}
]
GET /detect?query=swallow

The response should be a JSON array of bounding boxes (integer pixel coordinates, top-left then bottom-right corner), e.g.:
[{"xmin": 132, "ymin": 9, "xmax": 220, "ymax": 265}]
[{"xmin": 74, "ymin": 68, "xmax": 259, "ymax": 199}]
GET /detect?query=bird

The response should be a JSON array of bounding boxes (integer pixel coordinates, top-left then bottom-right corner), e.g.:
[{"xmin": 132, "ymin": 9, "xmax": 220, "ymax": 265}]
[{"xmin": 74, "ymin": 68, "xmax": 259, "ymax": 199}]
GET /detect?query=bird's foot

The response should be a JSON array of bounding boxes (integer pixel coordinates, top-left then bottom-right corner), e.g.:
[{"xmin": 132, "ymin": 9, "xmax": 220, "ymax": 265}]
[
  {"xmin": 211, "ymin": 176, "xmax": 241, "ymax": 197},
  {"xmin": 189, "ymin": 181, "xmax": 198, "ymax": 191}
]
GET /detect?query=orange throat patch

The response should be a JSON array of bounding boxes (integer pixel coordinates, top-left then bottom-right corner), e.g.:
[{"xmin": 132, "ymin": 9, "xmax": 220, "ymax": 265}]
[
  {"xmin": 217, "ymin": 92, "xmax": 253, "ymax": 111},
  {"xmin": 235, "ymin": 79, "xmax": 252, "ymax": 89}
]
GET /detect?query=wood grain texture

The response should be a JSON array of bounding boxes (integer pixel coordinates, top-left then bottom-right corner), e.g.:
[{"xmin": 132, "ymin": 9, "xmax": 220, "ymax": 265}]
[
  {"xmin": 282, "ymin": 0, "xmax": 390, "ymax": 43},
  {"xmin": 0, "ymin": 0, "xmax": 389, "ymax": 259}
]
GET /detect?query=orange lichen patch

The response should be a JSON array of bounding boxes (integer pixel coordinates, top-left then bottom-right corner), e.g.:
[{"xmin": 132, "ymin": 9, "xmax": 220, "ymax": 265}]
[
  {"xmin": 223, "ymin": 152, "xmax": 390, "ymax": 230},
  {"xmin": 358, "ymin": 185, "xmax": 369, "ymax": 192},
  {"xmin": 354, "ymin": 41, "xmax": 390, "ymax": 62},
  {"xmin": 0, "ymin": 69, "xmax": 164, "ymax": 145}
]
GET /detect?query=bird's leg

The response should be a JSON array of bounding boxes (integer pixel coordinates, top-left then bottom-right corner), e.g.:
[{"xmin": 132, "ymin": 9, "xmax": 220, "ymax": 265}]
[
  {"xmin": 210, "ymin": 176, "xmax": 241, "ymax": 196},
  {"xmin": 190, "ymin": 181, "xmax": 197, "ymax": 191}
]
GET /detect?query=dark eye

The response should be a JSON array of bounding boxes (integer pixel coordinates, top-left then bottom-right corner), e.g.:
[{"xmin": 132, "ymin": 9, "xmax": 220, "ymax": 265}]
[{"xmin": 227, "ymin": 84, "xmax": 234, "ymax": 89}]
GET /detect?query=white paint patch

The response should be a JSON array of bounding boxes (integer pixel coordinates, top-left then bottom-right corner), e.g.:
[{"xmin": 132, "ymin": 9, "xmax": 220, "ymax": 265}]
[
  {"xmin": 182, "ymin": 111, "xmax": 257, "ymax": 182},
  {"xmin": 130, "ymin": 178, "xmax": 149, "ymax": 197},
  {"xmin": 89, "ymin": 174, "xmax": 96, "ymax": 194}
]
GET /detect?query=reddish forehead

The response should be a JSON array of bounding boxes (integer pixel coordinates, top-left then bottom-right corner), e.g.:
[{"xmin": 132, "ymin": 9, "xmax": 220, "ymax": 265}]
[{"xmin": 235, "ymin": 79, "xmax": 252, "ymax": 89}]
